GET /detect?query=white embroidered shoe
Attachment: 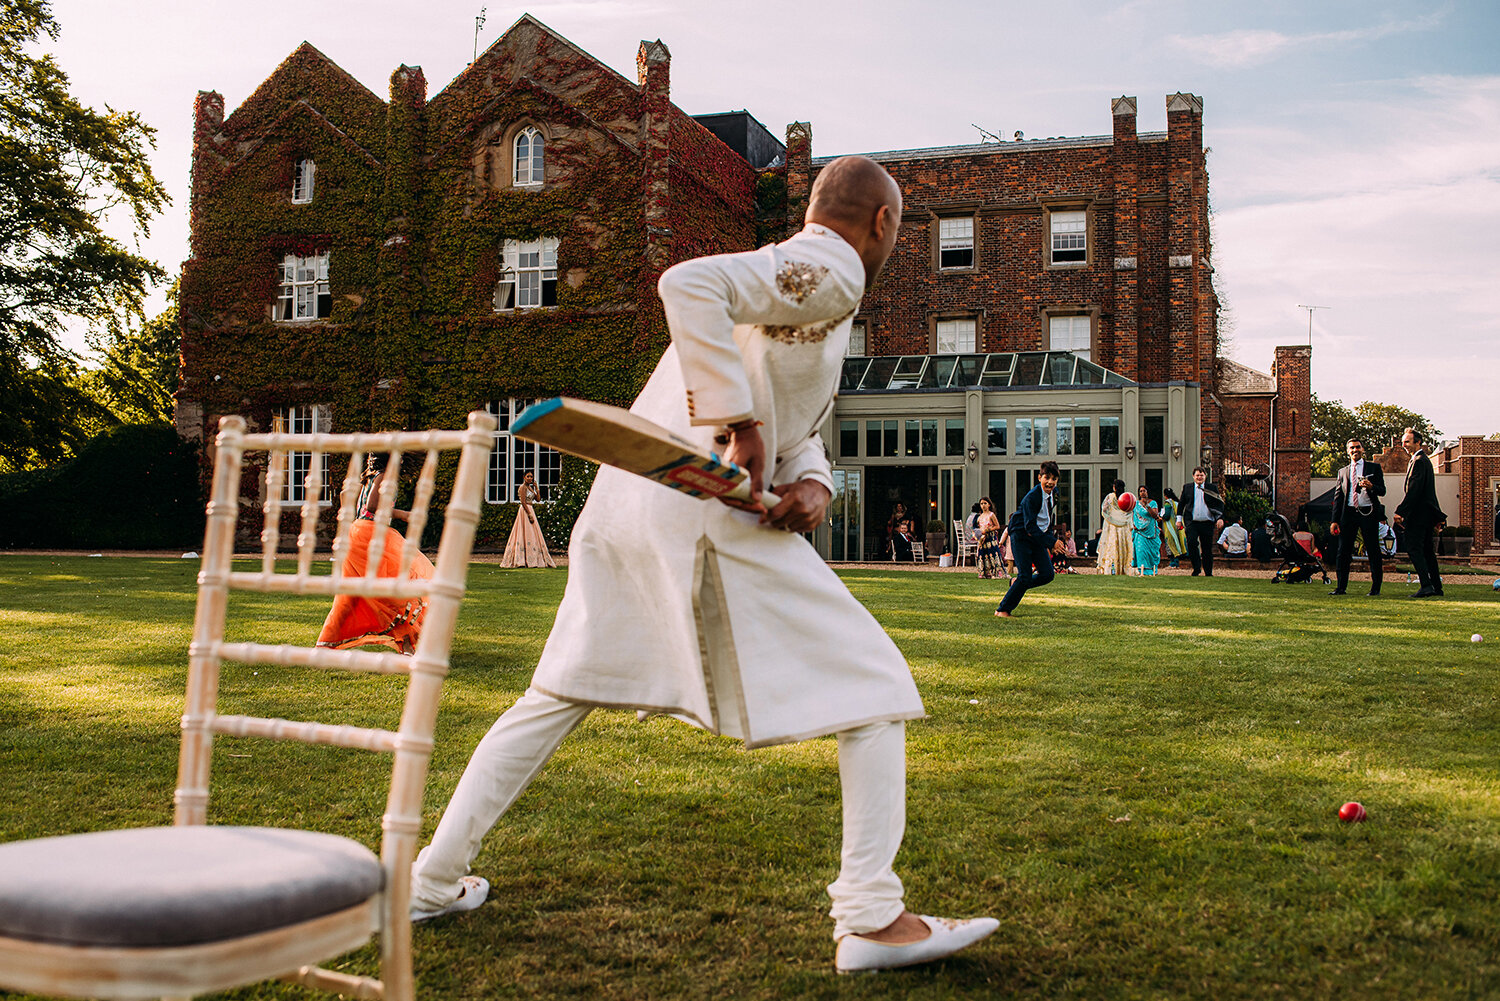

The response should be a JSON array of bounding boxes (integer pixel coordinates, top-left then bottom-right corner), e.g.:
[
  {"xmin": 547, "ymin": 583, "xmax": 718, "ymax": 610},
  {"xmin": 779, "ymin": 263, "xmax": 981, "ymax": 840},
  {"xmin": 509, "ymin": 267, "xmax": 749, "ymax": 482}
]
[
  {"xmin": 835, "ymin": 915, "xmax": 999, "ymax": 973},
  {"xmin": 410, "ymin": 875, "xmax": 489, "ymax": 923}
]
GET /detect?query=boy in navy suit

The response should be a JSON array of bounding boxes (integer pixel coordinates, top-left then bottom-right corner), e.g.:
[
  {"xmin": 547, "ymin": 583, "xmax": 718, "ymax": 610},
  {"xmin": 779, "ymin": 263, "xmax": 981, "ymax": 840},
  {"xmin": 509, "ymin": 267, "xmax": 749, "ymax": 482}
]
[{"xmin": 996, "ymin": 461, "xmax": 1067, "ymax": 618}]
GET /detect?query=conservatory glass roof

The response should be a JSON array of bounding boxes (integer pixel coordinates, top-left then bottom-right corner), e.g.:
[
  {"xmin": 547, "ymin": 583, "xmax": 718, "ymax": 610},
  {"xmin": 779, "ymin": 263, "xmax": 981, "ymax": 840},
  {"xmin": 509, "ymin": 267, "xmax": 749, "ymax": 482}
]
[{"xmin": 839, "ymin": 351, "xmax": 1132, "ymax": 393}]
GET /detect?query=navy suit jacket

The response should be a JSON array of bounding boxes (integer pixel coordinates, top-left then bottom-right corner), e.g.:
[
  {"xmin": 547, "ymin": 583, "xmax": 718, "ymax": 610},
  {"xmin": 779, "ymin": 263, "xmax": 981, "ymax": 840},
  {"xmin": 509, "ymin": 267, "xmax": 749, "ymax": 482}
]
[
  {"xmin": 1007, "ymin": 484, "xmax": 1058, "ymax": 549},
  {"xmin": 1331, "ymin": 460, "xmax": 1385, "ymax": 520},
  {"xmin": 1396, "ymin": 451, "xmax": 1446, "ymax": 525},
  {"xmin": 1180, "ymin": 482, "xmax": 1225, "ymax": 522}
]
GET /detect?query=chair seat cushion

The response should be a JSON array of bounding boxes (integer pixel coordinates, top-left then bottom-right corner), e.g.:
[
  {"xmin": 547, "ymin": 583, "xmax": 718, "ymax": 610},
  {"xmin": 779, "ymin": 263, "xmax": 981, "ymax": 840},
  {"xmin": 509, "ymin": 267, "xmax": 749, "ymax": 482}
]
[{"xmin": 0, "ymin": 826, "xmax": 384, "ymax": 947}]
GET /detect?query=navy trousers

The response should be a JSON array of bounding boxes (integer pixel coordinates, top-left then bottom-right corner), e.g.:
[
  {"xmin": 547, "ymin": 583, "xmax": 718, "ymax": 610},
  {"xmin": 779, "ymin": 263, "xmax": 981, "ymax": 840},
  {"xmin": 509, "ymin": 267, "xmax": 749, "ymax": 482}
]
[{"xmin": 997, "ymin": 534, "xmax": 1054, "ymax": 613}]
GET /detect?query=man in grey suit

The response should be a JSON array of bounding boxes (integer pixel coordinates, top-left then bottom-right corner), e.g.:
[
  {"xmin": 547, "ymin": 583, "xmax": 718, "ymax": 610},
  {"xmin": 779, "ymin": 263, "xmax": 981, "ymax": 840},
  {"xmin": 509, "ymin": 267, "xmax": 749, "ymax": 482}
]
[
  {"xmin": 1329, "ymin": 438, "xmax": 1386, "ymax": 596},
  {"xmin": 1393, "ymin": 427, "xmax": 1446, "ymax": 598}
]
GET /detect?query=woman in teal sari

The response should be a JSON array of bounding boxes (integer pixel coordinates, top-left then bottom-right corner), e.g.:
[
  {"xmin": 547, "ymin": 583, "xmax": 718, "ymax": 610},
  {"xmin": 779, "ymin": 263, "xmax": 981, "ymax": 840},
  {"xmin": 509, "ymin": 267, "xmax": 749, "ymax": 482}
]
[{"xmin": 1131, "ymin": 484, "xmax": 1164, "ymax": 576}]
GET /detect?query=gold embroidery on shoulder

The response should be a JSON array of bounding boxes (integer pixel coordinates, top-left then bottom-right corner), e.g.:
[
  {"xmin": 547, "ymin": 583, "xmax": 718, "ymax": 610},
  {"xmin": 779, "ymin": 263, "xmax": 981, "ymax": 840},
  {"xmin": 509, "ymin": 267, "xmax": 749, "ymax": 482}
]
[
  {"xmin": 775, "ymin": 260, "xmax": 829, "ymax": 304},
  {"xmin": 759, "ymin": 307, "xmax": 856, "ymax": 345}
]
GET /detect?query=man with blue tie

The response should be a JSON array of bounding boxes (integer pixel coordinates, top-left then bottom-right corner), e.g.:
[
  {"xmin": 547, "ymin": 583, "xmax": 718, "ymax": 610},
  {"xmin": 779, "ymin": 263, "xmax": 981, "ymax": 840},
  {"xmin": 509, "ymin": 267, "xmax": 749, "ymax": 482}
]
[{"xmin": 995, "ymin": 460, "xmax": 1067, "ymax": 618}]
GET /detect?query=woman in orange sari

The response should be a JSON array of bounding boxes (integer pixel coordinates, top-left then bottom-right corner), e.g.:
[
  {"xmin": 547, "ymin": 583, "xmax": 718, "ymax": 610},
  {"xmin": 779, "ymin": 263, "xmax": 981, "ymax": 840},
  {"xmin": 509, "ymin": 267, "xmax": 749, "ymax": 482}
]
[{"xmin": 316, "ymin": 453, "xmax": 435, "ymax": 654}]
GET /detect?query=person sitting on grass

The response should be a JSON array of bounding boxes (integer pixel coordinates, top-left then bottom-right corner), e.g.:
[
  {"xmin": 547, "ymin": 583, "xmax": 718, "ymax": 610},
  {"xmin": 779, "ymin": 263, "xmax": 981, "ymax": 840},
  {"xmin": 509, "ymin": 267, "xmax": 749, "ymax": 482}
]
[
  {"xmin": 1052, "ymin": 521, "xmax": 1077, "ymax": 574},
  {"xmin": 1216, "ymin": 513, "xmax": 1249, "ymax": 558},
  {"xmin": 995, "ymin": 460, "xmax": 1066, "ymax": 619},
  {"xmin": 316, "ymin": 452, "xmax": 434, "ymax": 655}
]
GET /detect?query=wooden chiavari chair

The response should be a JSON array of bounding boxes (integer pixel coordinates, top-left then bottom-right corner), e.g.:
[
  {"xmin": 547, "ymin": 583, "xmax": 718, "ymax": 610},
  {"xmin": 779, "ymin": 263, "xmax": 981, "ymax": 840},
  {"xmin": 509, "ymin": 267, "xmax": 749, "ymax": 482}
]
[{"xmin": 0, "ymin": 410, "xmax": 497, "ymax": 1000}]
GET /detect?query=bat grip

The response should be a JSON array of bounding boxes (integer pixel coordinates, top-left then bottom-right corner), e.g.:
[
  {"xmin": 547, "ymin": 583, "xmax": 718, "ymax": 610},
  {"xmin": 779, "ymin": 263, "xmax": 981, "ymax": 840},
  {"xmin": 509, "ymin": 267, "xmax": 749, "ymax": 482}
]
[{"xmin": 723, "ymin": 480, "xmax": 781, "ymax": 508}]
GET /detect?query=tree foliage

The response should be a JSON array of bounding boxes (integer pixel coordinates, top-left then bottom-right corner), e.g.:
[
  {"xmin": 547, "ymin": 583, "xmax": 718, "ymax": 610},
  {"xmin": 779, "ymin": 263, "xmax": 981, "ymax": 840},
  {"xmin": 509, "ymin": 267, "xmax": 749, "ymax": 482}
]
[
  {"xmin": 75, "ymin": 280, "xmax": 180, "ymax": 427},
  {"xmin": 1311, "ymin": 395, "xmax": 1443, "ymax": 476},
  {"xmin": 0, "ymin": 0, "xmax": 169, "ymax": 468}
]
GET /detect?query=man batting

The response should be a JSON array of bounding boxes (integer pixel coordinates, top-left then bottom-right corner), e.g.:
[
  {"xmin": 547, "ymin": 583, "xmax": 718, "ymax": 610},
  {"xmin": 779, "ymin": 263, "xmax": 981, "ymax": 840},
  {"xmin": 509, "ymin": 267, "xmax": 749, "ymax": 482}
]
[{"xmin": 409, "ymin": 156, "xmax": 998, "ymax": 972}]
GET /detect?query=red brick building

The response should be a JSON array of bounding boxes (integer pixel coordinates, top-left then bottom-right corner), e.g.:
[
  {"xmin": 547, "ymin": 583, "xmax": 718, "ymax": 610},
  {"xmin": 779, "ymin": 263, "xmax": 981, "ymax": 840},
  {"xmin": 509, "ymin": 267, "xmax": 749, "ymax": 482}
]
[
  {"xmin": 1435, "ymin": 436, "xmax": 1500, "ymax": 555},
  {"xmin": 786, "ymin": 96, "xmax": 1314, "ymax": 550}
]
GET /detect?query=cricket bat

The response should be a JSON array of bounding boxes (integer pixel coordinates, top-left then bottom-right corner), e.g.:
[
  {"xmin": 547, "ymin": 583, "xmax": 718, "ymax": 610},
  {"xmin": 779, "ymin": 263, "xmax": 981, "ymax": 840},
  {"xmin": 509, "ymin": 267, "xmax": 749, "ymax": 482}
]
[{"xmin": 511, "ymin": 397, "xmax": 780, "ymax": 506}]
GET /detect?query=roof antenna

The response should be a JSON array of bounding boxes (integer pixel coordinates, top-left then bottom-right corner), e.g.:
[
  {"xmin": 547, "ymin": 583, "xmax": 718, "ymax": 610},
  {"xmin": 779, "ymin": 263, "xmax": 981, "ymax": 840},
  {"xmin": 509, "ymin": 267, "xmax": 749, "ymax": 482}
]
[
  {"xmin": 1013, "ymin": 130, "xmax": 1024, "ymax": 141},
  {"xmin": 972, "ymin": 124, "xmax": 1002, "ymax": 143},
  {"xmin": 473, "ymin": 7, "xmax": 487, "ymax": 64}
]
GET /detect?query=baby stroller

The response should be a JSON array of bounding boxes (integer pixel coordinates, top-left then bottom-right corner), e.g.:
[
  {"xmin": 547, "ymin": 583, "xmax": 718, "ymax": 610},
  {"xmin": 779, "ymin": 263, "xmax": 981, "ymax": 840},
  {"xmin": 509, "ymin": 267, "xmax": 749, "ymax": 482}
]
[{"xmin": 1266, "ymin": 512, "xmax": 1329, "ymax": 584}]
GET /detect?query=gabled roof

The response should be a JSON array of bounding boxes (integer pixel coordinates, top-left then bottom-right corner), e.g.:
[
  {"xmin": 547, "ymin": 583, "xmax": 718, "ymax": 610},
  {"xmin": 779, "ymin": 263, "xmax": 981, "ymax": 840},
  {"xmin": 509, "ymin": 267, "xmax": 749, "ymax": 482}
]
[
  {"xmin": 222, "ymin": 41, "xmax": 385, "ymax": 135},
  {"xmin": 432, "ymin": 14, "xmax": 641, "ymax": 105},
  {"xmin": 1218, "ymin": 357, "xmax": 1276, "ymax": 395}
]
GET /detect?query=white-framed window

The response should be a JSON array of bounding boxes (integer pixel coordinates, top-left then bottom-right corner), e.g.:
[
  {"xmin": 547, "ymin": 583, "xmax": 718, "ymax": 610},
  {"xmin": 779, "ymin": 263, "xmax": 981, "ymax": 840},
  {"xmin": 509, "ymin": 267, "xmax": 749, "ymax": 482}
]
[
  {"xmin": 936, "ymin": 318, "xmax": 976, "ymax": 353},
  {"xmin": 276, "ymin": 253, "xmax": 331, "ymax": 321},
  {"xmin": 938, "ymin": 217, "xmax": 974, "ymax": 270},
  {"xmin": 513, "ymin": 127, "xmax": 545, "ymax": 186},
  {"xmin": 486, "ymin": 399, "xmax": 562, "ymax": 504},
  {"xmin": 1049, "ymin": 315, "xmax": 1092, "ymax": 361},
  {"xmin": 279, "ymin": 404, "xmax": 333, "ymax": 503},
  {"xmin": 1050, "ymin": 210, "xmax": 1087, "ymax": 264},
  {"xmin": 493, "ymin": 237, "xmax": 559, "ymax": 310},
  {"xmin": 291, "ymin": 157, "xmax": 315, "ymax": 204},
  {"xmin": 848, "ymin": 319, "xmax": 867, "ymax": 356}
]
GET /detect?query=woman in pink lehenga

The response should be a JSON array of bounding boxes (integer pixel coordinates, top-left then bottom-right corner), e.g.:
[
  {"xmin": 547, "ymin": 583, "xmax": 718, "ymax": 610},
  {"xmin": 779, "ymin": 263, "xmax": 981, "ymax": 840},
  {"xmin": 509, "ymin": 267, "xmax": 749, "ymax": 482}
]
[{"xmin": 500, "ymin": 471, "xmax": 557, "ymax": 568}]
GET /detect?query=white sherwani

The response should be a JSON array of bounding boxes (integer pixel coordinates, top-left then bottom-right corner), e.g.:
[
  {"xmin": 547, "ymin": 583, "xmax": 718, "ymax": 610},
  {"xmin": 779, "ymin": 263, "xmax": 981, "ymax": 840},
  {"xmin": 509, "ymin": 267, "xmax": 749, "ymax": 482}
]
[{"xmin": 530, "ymin": 223, "xmax": 924, "ymax": 747}]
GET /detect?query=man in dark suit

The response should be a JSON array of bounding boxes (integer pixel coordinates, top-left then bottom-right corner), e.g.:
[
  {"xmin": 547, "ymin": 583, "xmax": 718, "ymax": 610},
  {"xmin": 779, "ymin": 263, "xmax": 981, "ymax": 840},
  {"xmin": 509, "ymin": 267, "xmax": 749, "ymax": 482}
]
[
  {"xmin": 1329, "ymin": 438, "xmax": 1386, "ymax": 596},
  {"xmin": 1394, "ymin": 426, "xmax": 1446, "ymax": 597},
  {"xmin": 1178, "ymin": 467, "xmax": 1225, "ymax": 576},
  {"xmin": 995, "ymin": 460, "xmax": 1066, "ymax": 618}
]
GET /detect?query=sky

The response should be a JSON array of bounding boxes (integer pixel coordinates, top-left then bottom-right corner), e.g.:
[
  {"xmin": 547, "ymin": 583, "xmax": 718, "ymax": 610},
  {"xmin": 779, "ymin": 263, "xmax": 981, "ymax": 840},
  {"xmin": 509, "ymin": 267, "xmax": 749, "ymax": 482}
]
[{"xmin": 43, "ymin": 0, "xmax": 1500, "ymax": 438}]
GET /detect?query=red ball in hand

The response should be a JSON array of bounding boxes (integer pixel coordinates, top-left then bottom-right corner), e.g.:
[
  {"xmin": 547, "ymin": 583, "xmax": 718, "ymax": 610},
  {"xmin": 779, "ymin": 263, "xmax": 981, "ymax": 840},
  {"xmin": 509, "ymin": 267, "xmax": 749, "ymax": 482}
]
[
  {"xmin": 1338, "ymin": 801, "xmax": 1367, "ymax": 823},
  {"xmin": 1117, "ymin": 492, "xmax": 1136, "ymax": 513}
]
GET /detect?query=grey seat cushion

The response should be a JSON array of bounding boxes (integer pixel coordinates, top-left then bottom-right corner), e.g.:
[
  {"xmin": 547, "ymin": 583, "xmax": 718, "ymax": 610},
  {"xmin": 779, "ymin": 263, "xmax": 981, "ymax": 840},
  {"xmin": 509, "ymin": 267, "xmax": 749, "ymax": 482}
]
[{"xmin": 0, "ymin": 826, "xmax": 384, "ymax": 947}]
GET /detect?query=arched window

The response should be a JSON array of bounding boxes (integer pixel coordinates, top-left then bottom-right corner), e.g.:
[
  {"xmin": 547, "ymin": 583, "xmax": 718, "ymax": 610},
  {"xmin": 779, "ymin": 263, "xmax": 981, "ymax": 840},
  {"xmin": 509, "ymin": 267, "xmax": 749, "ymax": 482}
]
[
  {"xmin": 291, "ymin": 157, "xmax": 315, "ymax": 203},
  {"xmin": 513, "ymin": 128, "xmax": 544, "ymax": 186}
]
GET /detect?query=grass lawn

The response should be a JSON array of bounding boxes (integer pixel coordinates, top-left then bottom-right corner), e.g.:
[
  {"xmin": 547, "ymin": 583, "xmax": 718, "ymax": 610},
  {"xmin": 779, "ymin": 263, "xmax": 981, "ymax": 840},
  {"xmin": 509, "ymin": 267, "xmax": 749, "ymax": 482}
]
[{"xmin": 2, "ymin": 556, "xmax": 1498, "ymax": 999}]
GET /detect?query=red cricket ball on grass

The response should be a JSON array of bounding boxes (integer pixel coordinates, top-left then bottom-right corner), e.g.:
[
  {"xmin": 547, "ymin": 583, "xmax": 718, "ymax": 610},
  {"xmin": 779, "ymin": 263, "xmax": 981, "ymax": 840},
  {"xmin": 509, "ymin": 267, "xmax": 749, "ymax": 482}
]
[
  {"xmin": 1338, "ymin": 801, "xmax": 1367, "ymax": 823},
  {"xmin": 1117, "ymin": 491, "xmax": 1136, "ymax": 513}
]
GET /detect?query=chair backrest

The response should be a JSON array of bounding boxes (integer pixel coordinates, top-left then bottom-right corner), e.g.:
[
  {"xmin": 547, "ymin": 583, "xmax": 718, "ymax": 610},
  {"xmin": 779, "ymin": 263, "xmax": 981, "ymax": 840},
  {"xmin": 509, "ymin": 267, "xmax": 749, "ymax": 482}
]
[{"xmin": 177, "ymin": 411, "xmax": 496, "ymax": 979}]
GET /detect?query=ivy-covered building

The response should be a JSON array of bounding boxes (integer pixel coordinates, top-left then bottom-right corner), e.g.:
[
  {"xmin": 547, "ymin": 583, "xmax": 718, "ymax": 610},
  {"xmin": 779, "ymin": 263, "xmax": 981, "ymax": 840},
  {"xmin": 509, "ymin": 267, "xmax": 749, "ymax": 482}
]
[{"xmin": 176, "ymin": 16, "xmax": 771, "ymax": 546}]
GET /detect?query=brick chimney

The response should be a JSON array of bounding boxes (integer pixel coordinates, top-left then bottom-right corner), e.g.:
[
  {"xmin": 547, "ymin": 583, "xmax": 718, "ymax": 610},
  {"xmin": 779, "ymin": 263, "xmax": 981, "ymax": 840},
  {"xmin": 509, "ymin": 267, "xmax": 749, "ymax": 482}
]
[
  {"xmin": 1111, "ymin": 96, "xmax": 1139, "ymax": 380},
  {"xmin": 638, "ymin": 39, "xmax": 672, "ymax": 272},
  {"xmin": 189, "ymin": 91, "xmax": 225, "ymax": 259},
  {"xmin": 1272, "ymin": 345, "xmax": 1312, "ymax": 518},
  {"xmin": 785, "ymin": 121, "xmax": 812, "ymax": 230}
]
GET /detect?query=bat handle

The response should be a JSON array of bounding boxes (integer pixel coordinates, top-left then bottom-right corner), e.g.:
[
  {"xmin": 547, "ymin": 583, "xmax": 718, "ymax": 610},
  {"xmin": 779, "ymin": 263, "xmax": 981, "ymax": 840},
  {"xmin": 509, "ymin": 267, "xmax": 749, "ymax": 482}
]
[{"xmin": 723, "ymin": 480, "xmax": 781, "ymax": 508}]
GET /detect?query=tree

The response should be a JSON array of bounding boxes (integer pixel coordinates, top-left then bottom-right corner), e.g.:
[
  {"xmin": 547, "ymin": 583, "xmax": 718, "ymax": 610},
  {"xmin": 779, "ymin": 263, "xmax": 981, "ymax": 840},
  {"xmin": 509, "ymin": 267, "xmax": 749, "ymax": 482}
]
[
  {"xmin": 76, "ymin": 280, "xmax": 180, "ymax": 426},
  {"xmin": 1311, "ymin": 394, "xmax": 1442, "ymax": 476},
  {"xmin": 0, "ymin": 0, "xmax": 169, "ymax": 469}
]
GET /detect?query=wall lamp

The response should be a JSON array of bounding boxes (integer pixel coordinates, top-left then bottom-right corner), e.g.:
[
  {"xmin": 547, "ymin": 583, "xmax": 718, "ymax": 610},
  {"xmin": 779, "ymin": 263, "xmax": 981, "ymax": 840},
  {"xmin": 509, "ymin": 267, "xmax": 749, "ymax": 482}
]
[
  {"xmin": 966, "ymin": 441, "xmax": 979, "ymax": 463},
  {"xmin": 1171, "ymin": 440, "xmax": 1183, "ymax": 460},
  {"xmin": 1124, "ymin": 441, "xmax": 1137, "ymax": 461}
]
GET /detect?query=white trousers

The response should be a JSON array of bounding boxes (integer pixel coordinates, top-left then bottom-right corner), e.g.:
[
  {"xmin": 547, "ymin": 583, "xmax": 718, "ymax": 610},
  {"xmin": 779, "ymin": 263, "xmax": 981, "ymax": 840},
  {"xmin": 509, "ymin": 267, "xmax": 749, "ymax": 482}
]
[{"xmin": 411, "ymin": 687, "xmax": 907, "ymax": 939}]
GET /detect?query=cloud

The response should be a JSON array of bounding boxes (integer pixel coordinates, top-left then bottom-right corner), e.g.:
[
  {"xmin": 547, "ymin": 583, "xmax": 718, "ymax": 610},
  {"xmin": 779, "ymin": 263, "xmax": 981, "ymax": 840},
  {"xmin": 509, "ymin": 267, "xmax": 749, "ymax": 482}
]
[
  {"xmin": 1211, "ymin": 74, "xmax": 1500, "ymax": 434},
  {"xmin": 1169, "ymin": 14, "xmax": 1444, "ymax": 68}
]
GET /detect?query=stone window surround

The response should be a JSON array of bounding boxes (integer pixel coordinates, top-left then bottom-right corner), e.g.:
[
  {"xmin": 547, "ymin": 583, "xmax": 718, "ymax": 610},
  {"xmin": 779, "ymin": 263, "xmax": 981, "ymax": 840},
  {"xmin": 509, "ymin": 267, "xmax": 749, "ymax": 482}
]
[
  {"xmin": 291, "ymin": 156, "xmax": 315, "ymax": 204},
  {"xmin": 512, "ymin": 125, "xmax": 545, "ymax": 187},
  {"xmin": 486, "ymin": 121, "xmax": 550, "ymax": 189},
  {"xmin": 1042, "ymin": 199, "xmax": 1093, "ymax": 270},
  {"xmin": 929, "ymin": 204, "xmax": 980, "ymax": 273},
  {"xmin": 927, "ymin": 310, "xmax": 982, "ymax": 354},
  {"xmin": 1040, "ymin": 305, "xmax": 1099, "ymax": 359}
]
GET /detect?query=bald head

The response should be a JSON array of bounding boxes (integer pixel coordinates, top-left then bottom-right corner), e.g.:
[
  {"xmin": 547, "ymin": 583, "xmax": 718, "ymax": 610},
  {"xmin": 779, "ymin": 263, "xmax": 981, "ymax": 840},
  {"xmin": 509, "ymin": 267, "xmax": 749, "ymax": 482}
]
[
  {"xmin": 809, "ymin": 156, "xmax": 900, "ymax": 226},
  {"xmin": 807, "ymin": 156, "xmax": 902, "ymax": 286}
]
